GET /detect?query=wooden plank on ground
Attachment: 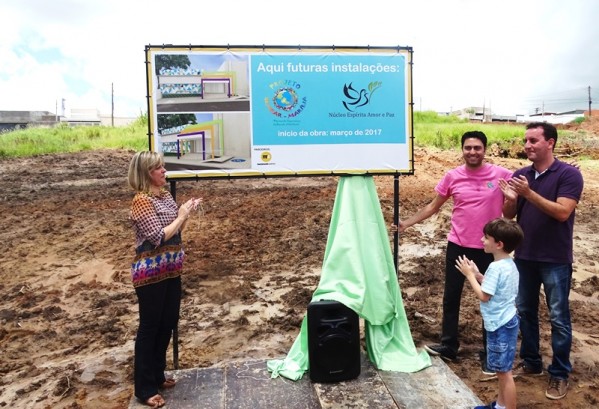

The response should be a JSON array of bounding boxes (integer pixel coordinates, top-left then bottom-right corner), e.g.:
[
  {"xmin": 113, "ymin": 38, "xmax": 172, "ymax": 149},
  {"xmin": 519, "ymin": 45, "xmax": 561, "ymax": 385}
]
[
  {"xmin": 313, "ymin": 354, "xmax": 398, "ymax": 408},
  {"xmin": 128, "ymin": 356, "xmax": 485, "ymax": 408},
  {"xmin": 379, "ymin": 356, "xmax": 484, "ymax": 408},
  {"xmin": 129, "ymin": 366, "xmax": 225, "ymax": 409},
  {"xmin": 224, "ymin": 360, "xmax": 320, "ymax": 409}
]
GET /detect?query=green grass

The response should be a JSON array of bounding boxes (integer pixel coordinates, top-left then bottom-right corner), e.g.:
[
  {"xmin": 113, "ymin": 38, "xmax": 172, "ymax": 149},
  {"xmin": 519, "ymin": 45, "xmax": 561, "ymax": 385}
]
[
  {"xmin": 0, "ymin": 115, "xmax": 149, "ymax": 158},
  {"xmin": 0, "ymin": 111, "xmax": 587, "ymax": 158},
  {"xmin": 413, "ymin": 111, "xmax": 526, "ymax": 149}
]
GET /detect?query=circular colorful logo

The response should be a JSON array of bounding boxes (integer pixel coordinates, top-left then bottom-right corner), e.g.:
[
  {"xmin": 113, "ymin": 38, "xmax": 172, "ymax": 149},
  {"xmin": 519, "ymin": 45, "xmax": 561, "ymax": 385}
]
[
  {"xmin": 265, "ymin": 83, "xmax": 307, "ymax": 118},
  {"xmin": 273, "ymin": 88, "xmax": 298, "ymax": 111}
]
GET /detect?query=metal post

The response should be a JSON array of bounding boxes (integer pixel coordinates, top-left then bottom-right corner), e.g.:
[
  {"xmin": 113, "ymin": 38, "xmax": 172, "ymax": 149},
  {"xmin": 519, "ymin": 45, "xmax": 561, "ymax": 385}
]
[
  {"xmin": 589, "ymin": 86, "xmax": 592, "ymax": 117},
  {"xmin": 169, "ymin": 180, "xmax": 177, "ymax": 201},
  {"xmin": 169, "ymin": 179, "xmax": 179, "ymax": 369},
  {"xmin": 111, "ymin": 82, "xmax": 114, "ymax": 127},
  {"xmin": 393, "ymin": 175, "xmax": 399, "ymax": 275},
  {"xmin": 172, "ymin": 328, "xmax": 179, "ymax": 369}
]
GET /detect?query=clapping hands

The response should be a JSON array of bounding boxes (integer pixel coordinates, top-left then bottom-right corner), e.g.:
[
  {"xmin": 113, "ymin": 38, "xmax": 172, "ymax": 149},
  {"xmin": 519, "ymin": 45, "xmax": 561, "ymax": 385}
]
[
  {"xmin": 500, "ymin": 175, "xmax": 532, "ymax": 201},
  {"xmin": 455, "ymin": 255, "xmax": 484, "ymax": 283},
  {"xmin": 179, "ymin": 197, "xmax": 204, "ymax": 220}
]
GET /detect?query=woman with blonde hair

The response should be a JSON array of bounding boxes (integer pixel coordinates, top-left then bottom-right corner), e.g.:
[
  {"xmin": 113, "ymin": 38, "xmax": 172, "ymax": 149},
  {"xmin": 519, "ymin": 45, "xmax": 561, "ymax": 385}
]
[{"xmin": 128, "ymin": 151, "xmax": 201, "ymax": 408}]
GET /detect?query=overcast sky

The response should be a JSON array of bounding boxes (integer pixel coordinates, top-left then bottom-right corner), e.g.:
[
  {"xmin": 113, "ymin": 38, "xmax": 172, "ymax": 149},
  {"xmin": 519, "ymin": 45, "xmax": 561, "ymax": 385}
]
[{"xmin": 1, "ymin": 0, "xmax": 598, "ymax": 118}]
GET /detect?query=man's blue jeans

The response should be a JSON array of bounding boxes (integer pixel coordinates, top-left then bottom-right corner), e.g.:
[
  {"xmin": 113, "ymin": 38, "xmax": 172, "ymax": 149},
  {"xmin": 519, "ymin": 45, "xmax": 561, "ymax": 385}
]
[{"xmin": 515, "ymin": 259, "xmax": 572, "ymax": 380}]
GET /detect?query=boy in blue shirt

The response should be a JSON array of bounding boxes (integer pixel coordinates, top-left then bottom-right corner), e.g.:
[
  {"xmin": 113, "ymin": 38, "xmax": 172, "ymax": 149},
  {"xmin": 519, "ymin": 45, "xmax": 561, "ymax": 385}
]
[{"xmin": 455, "ymin": 218, "xmax": 524, "ymax": 409}]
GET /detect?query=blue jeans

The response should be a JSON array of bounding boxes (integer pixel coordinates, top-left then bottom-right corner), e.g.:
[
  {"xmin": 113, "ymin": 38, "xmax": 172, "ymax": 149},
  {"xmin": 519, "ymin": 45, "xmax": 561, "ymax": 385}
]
[
  {"xmin": 515, "ymin": 259, "xmax": 572, "ymax": 379},
  {"xmin": 486, "ymin": 314, "xmax": 519, "ymax": 373}
]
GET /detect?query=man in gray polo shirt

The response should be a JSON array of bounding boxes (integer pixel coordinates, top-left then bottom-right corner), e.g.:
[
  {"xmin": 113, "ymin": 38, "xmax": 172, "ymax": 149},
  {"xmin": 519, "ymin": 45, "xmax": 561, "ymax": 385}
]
[{"xmin": 501, "ymin": 121, "xmax": 584, "ymax": 401}]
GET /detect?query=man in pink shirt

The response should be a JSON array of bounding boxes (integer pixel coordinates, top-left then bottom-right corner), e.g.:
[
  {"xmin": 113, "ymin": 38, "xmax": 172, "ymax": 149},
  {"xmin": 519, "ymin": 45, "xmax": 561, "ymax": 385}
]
[{"xmin": 399, "ymin": 131, "xmax": 512, "ymax": 375}]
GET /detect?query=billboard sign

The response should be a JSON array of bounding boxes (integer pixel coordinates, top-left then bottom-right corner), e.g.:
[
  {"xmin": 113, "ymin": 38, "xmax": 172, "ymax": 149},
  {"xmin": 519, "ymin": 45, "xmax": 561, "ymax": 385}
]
[{"xmin": 145, "ymin": 45, "xmax": 413, "ymax": 179}]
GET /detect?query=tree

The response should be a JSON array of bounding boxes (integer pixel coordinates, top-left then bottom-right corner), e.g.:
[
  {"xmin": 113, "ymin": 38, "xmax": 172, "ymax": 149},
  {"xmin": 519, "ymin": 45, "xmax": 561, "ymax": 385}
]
[
  {"xmin": 155, "ymin": 55, "xmax": 191, "ymax": 75},
  {"xmin": 157, "ymin": 114, "xmax": 197, "ymax": 132}
]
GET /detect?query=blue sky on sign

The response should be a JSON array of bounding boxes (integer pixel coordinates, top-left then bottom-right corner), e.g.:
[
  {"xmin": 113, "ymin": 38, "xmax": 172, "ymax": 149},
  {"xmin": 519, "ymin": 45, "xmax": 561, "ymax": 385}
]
[{"xmin": 1, "ymin": 0, "xmax": 598, "ymax": 118}]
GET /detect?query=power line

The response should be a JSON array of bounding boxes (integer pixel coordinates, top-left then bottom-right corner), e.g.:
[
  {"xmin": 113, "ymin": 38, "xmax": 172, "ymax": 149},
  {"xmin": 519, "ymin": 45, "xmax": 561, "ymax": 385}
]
[
  {"xmin": 528, "ymin": 86, "xmax": 598, "ymax": 99},
  {"xmin": 518, "ymin": 85, "xmax": 596, "ymax": 113}
]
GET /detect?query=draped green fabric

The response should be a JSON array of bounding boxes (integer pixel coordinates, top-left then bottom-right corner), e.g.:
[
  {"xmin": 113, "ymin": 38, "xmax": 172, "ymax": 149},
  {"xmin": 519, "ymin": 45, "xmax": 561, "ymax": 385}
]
[{"xmin": 267, "ymin": 176, "xmax": 431, "ymax": 380}]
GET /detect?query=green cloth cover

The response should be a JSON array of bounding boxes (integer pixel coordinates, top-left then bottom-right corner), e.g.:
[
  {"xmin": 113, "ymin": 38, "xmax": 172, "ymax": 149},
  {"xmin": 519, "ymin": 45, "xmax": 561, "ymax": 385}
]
[{"xmin": 267, "ymin": 175, "xmax": 431, "ymax": 380}]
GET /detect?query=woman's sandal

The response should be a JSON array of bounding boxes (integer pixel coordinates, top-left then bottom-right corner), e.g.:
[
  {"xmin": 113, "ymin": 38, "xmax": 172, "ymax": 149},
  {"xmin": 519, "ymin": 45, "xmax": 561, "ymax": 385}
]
[
  {"xmin": 160, "ymin": 378, "xmax": 176, "ymax": 389},
  {"xmin": 144, "ymin": 394, "xmax": 165, "ymax": 408}
]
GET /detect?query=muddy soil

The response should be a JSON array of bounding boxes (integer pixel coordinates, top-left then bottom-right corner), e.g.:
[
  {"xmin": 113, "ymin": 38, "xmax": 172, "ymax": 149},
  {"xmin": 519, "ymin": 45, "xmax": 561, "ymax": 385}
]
[{"xmin": 1, "ymin": 123, "xmax": 598, "ymax": 408}]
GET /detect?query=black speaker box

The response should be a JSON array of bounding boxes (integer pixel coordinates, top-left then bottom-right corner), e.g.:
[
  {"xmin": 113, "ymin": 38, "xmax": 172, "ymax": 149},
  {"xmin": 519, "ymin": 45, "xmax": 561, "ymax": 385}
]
[{"xmin": 307, "ymin": 299, "xmax": 360, "ymax": 383}]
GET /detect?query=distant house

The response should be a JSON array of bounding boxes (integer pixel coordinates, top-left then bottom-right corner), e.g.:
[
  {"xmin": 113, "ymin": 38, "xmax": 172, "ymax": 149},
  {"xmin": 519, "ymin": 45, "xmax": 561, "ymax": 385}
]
[
  {"xmin": 451, "ymin": 106, "xmax": 494, "ymax": 122},
  {"xmin": 68, "ymin": 109, "xmax": 136, "ymax": 126},
  {"xmin": 0, "ymin": 109, "xmax": 136, "ymax": 131},
  {"xmin": 448, "ymin": 106, "xmax": 587, "ymax": 125},
  {"xmin": 489, "ymin": 114, "xmax": 519, "ymax": 123},
  {"xmin": 0, "ymin": 111, "xmax": 59, "ymax": 132},
  {"xmin": 65, "ymin": 108, "xmax": 101, "ymax": 126},
  {"xmin": 518, "ymin": 109, "xmax": 586, "ymax": 125}
]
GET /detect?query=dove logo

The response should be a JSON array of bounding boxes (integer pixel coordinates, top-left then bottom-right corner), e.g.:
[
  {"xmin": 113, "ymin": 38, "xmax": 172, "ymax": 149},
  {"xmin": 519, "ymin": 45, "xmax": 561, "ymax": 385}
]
[{"xmin": 342, "ymin": 81, "xmax": 382, "ymax": 112}]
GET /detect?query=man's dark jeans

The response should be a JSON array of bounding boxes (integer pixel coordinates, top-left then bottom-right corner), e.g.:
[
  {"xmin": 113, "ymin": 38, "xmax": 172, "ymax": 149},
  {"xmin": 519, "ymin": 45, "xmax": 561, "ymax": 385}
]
[{"xmin": 441, "ymin": 241, "xmax": 493, "ymax": 355}]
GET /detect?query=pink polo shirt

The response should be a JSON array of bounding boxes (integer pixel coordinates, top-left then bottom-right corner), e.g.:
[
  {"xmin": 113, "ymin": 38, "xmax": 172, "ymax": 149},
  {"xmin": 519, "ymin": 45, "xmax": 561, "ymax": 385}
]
[{"xmin": 435, "ymin": 163, "xmax": 512, "ymax": 249}]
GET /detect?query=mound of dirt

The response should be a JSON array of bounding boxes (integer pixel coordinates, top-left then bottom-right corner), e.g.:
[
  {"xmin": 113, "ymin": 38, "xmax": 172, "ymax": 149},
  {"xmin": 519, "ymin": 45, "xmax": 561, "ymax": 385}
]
[{"xmin": 0, "ymin": 143, "xmax": 598, "ymax": 408}]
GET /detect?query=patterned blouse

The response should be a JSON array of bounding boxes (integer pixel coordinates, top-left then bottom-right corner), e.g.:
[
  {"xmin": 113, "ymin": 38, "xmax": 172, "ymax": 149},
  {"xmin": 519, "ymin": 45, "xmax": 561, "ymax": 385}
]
[{"xmin": 129, "ymin": 190, "xmax": 185, "ymax": 287}]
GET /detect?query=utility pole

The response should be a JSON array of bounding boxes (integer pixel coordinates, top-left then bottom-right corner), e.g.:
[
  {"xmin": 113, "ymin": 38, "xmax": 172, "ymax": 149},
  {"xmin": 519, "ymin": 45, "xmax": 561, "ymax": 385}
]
[
  {"xmin": 589, "ymin": 86, "xmax": 592, "ymax": 117},
  {"xmin": 482, "ymin": 99, "xmax": 486, "ymax": 122},
  {"xmin": 111, "ymin": 83, "xmax": 114, "ymax": 127},
  {"xmin": 542, "ymin": 101, "xmax": 545, "ymax": 120}
]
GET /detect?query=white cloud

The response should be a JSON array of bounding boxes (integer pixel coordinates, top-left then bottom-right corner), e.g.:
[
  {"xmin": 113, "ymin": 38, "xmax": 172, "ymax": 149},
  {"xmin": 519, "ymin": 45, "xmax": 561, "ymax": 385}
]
[{"xmin": 1, "ymin": 0, "xmax": 598, "ymax": 117}]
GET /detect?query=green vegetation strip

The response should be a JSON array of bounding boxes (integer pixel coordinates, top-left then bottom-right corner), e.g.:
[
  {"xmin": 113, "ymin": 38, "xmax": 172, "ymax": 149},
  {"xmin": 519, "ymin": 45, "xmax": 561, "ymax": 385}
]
[{"xmin": 0, "ymin": 112, "xmax": 589, "ymax": 158}]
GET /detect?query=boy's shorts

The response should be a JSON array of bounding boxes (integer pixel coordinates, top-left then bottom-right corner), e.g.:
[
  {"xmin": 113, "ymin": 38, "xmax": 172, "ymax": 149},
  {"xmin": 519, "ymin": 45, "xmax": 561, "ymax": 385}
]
[{"xmin": 486, "ymin": 314, "xmax": 519, "ymax": 373}]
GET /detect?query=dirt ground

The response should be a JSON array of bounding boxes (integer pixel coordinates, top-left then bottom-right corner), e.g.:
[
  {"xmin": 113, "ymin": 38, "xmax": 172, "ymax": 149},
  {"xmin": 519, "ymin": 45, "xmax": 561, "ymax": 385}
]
[{"xmin": 1, "ymin": 121, "xmax": 599, "ymax": 408}]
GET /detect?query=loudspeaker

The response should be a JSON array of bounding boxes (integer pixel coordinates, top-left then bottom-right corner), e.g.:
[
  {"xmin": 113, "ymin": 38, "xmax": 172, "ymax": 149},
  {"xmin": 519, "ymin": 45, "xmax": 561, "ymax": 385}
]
[{"xmin": 307, "ymin": 300, "xmax": 360, "ymax": 383}]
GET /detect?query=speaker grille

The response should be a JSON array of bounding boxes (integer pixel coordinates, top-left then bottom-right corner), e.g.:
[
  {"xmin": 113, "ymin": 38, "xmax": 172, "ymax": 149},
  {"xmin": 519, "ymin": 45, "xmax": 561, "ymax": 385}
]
[{"xmin": 307, "ymin": 300, "xmax": 360, "ymax": 382}]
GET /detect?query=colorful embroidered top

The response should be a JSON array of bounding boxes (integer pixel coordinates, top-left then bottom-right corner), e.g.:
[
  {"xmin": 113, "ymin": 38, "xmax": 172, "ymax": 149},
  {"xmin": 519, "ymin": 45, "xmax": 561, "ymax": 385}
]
[{"xmin": 130, "ymin": 190, "xmax": 185, "ymax": 287}]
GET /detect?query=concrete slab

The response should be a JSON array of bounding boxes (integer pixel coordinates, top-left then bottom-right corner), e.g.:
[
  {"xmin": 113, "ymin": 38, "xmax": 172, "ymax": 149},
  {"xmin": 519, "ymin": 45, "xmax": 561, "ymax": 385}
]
[{"xmin": 129, "ymin": 355, "xmax": 483, "ymax": 408}]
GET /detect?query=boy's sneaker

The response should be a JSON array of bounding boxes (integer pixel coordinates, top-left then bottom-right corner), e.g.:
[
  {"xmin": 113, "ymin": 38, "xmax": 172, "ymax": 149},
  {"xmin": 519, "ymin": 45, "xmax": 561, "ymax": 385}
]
[
  {"xmin": 474, "ymin": 401, "xmax": 496, "ymax": 409},
  {"xmin": 424, "ymin": 344, "xmax": 457, "ymax": 362},
  {"xmin": 545, "ymin": 377, "xmax": 568, "ymax": 400},
  {"xmin": 481, "ymin": 361, "xmax": 497, "ymax": 377},
  {"xmin": 512, "ymin": 361, "xmax": 543, "ymax": 378}
]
